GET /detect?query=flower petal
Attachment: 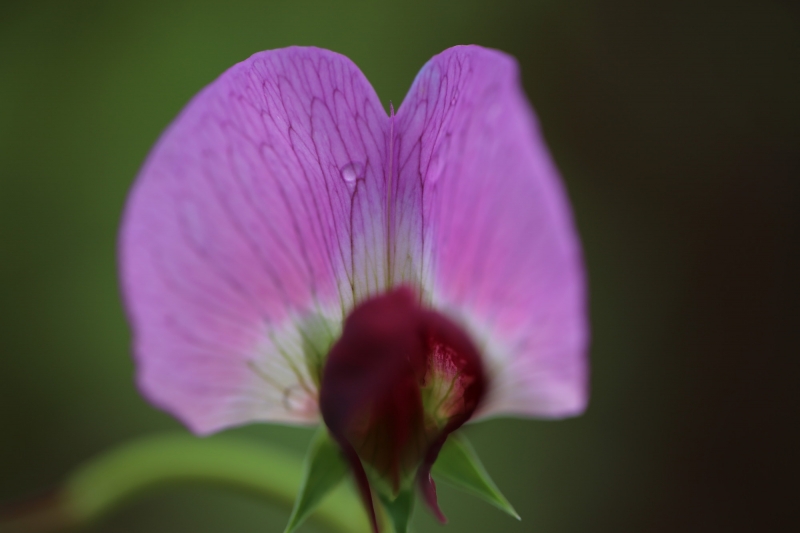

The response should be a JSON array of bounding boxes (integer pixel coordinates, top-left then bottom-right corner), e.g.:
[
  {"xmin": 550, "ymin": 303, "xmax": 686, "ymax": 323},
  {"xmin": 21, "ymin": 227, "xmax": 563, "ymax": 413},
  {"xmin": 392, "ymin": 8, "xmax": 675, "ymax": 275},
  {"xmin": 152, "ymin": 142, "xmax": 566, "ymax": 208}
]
[
  {"xmin": 394, "ymin": 46, "xmax": 589, "ymax": 418},
  {"xmin": 120, "ymin": 47, "xmax": 390, "ymax": 434}
]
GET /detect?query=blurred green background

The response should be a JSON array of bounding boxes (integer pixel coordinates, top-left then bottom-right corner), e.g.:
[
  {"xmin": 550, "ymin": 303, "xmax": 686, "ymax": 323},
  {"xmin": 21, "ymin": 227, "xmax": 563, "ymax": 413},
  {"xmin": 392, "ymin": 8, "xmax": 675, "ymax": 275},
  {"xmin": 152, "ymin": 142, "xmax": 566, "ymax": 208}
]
[{"xmin": 1, "ymin": 0, "xmax": 798, "ymax": 531}]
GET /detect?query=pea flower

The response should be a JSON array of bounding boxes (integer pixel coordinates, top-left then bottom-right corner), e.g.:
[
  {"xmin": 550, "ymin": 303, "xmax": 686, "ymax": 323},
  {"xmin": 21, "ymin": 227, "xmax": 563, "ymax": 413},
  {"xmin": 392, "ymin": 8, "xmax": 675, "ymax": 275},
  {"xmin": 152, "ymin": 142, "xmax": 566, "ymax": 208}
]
[{"xmin": 120, "ymin": 45, "xmax": 588, "ymax": 531}]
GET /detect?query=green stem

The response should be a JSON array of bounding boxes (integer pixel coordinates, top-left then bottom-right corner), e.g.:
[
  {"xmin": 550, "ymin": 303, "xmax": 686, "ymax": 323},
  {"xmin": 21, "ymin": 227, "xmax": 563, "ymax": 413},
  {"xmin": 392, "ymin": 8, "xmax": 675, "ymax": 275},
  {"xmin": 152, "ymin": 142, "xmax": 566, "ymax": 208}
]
[{"xmin": 0, "ymin": 433, "xmax": 370, "ymax": 533}]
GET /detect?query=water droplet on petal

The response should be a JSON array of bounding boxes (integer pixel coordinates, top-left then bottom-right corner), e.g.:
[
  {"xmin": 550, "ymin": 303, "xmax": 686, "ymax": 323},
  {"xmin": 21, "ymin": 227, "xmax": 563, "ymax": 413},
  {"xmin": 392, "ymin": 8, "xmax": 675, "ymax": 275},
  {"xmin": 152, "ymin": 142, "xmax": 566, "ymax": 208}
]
[
  {"xmin": 340, "ymin": 161, "xmax": 365, "ymax": 191},
  {"xmin": 282, "ymin": 383, "xmax": 312, "ymax": 414},
  {"xmin": 428, "ymin": 154, "xmax": 444, "ymax": 185},
  {"xmin": 451, "ymin": 89, "xmax": 459, "ymax": 105},
  {"xmin": 427, "ymin": 139, "xmax": 450, "ymax": 185}
]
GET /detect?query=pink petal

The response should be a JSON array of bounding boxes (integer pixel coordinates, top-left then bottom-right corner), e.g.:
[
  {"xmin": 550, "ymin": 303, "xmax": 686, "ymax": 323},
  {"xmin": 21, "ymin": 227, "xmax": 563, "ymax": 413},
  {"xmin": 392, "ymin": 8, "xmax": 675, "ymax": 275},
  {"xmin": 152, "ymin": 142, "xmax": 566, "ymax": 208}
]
[
  {"xmin": 120, "ymin": 47, "xmax": 391, "ymax": 434},
  {"xmin": 394, "ymin": 46, "xmax": 589, "ymax": 418}
]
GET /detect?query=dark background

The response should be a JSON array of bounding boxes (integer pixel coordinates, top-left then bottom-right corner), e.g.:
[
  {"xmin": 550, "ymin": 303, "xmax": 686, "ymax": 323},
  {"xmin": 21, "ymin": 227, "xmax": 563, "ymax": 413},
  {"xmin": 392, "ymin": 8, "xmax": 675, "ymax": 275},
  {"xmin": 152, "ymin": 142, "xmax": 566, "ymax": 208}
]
[{"xmin": 1, "ymin": 1, "xmax": 798, "ymax": 531}]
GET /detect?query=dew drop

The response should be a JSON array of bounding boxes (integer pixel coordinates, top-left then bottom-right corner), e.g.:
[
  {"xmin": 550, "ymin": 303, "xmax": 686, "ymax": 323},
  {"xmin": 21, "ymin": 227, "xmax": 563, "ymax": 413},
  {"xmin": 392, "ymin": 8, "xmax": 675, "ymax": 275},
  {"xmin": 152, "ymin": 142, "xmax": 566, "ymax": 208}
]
[
  {"xmin": 282, "ymin": 383, "xmax": 314, "ymax": 415},
  {"xmin": 427, "ymin": 139, "xmax": 450, "ymax": 185},
  {"xmin": 451, "ymin": 89, "xmax": 459, "ymax": 105},
  {"xmin": 428, "ymin": 153, "xmax": 445, "ymax": 185},
  {"xmin": 340, "ymin": 161, "xmax": 365, "ymax": 191}
]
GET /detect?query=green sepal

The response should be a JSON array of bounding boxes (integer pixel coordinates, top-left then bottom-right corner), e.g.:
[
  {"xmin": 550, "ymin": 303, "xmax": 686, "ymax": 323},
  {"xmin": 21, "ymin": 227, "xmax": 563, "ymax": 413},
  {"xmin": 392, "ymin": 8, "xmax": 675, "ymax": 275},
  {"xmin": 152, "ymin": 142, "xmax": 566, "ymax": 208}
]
[
  {"xmin": 284, "ymin": 428, "xmax": 349, "ymax": 533},
  {"xmin": 378, "ymin": 487, "xmax": 415, "ymax": 533},
  {"xmin": 432, "ymin": 432, "xmax": 520, "ymax": 520}
]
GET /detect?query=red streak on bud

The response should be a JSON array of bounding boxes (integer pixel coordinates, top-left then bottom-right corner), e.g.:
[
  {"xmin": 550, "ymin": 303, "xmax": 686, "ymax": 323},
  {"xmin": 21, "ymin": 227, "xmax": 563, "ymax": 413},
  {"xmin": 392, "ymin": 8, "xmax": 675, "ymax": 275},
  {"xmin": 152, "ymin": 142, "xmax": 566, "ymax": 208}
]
[{"xmin": 319, "ymin": 287, "xmax": 486, "ymax": 531}]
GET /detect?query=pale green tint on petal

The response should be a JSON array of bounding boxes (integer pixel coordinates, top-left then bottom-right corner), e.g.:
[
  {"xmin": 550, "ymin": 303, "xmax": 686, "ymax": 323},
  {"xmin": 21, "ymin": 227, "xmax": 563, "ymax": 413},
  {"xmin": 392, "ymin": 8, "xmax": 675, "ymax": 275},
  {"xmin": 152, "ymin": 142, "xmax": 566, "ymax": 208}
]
[
  {"xmin": 242, "ymin": 306, "xmax": 344, "ymax": 427},
  {"xmin": 432, "ymin": 432, "xmax": 520, "ymax": 520}
]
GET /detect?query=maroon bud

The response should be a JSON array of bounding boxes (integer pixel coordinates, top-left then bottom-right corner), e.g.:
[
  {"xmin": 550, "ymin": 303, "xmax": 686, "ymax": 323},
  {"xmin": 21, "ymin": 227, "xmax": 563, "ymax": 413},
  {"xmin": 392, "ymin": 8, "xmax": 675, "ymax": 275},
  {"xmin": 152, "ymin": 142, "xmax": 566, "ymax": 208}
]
[{"xmin": 319, "ymin": 287, "xmax": 486, "ymax": 530}]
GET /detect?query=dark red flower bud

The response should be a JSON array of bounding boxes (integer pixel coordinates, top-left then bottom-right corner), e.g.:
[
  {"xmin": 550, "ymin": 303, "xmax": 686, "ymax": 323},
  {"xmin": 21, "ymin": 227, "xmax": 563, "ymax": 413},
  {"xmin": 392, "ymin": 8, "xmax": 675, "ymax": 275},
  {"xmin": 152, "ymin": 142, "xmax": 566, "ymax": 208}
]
[{"xmin": 319, "ymin": 287, "xmax": 486, "ymax": 531}]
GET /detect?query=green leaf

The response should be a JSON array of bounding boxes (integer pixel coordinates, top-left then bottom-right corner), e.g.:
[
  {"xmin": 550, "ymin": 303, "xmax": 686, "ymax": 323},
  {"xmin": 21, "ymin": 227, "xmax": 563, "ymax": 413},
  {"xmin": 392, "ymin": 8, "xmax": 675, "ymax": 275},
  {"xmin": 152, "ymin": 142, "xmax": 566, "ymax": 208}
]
[
  {"xmin": 284, "ymin": 428, "xmax": 350, "ymax": 533},
  {"xmin": 432, "ymin": 432, "xmax": 520, "ymax": 520},
  {"xmin": 378, "ymin": 488, "xmax": 415, "ymax": 533}
]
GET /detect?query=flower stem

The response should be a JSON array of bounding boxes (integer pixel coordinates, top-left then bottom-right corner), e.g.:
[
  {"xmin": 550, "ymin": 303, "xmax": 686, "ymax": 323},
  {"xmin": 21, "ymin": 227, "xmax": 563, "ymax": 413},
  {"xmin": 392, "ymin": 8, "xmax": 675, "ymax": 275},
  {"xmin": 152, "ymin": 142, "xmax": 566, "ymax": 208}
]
[{"xmin": 0, "ymin": 433, "xmax": 370, "ymax": 533}]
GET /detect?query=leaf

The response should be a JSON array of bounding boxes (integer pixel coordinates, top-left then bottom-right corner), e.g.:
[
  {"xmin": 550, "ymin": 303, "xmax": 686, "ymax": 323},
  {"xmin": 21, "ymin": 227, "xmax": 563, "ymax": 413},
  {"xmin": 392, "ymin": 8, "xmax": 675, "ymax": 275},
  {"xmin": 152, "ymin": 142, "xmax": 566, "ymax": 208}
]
[
  {"xmin": 284, "ymin": 428, "xmax": 349, "ymax": 533},
  {"xmin": 431, "ymin": 432, "xmax": 520, "ymax": 520},
  {"xmin": 378, "ymin": 488, "xmax": 415, "ymax": 533}
]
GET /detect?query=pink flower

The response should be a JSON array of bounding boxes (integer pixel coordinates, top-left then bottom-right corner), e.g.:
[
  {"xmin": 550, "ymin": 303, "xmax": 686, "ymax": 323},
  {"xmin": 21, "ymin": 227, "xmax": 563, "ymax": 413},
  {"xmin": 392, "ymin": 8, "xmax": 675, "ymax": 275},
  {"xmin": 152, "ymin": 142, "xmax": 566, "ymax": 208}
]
[{"xmin": 120, "ymin": 45, "xmax": 588, "ymax": 529}]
